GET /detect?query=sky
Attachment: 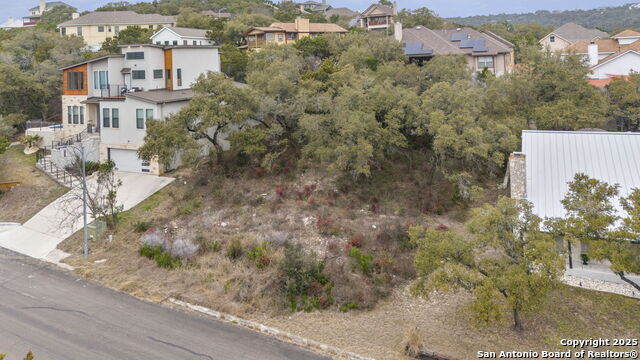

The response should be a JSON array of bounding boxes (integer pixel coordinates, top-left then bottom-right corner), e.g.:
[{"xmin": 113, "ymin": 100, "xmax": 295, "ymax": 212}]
[{"xmin": 0, "ymin": 0, "xmax": 635, "ymax": 24}]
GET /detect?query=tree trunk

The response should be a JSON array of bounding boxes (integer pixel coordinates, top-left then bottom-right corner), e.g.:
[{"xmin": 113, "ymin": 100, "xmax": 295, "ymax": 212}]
[
  {"xmin": 512, "ymin": 308, "xmax": 523, "ymax": 331},
  {"xmin": 617, "ymin": 272, "xmax": 640, "ymax": 292}
]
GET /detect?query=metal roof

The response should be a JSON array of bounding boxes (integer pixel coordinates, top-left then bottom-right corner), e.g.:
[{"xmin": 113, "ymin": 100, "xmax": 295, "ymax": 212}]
[{"xmin": 521, "ymin": 130, "xmax": 640, "ymax": 220}]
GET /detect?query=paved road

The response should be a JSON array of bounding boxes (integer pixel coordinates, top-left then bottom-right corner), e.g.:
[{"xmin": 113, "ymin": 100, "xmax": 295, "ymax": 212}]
[{"xmin": 0, "ymin": 249, "xmax": 329, "ymax": 360}]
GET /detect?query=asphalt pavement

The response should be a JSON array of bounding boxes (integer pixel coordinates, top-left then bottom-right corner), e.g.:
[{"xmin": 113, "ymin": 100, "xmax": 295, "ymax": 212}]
[{"xmin": 0, "ymin": 248, "xmax": 329, "ymax": 360}]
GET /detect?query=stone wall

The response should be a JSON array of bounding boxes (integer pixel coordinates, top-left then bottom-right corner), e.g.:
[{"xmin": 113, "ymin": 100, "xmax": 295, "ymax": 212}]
[{"xmin": 509, "ymin": 152, "xmax": 526, "ymax": 199}]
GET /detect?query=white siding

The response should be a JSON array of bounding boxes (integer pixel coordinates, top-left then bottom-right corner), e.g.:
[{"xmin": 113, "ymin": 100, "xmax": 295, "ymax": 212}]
[
  {"xmin": 122, "ymin": 46, "xmax": 165, "ymax": 91},
  {"xmin": 171, "ymin": 47, "xmax": 220, "ymax": 90},
  {"xmin": 589, "ymin": 51, "xmax": 640, "ymax": 79},
  {"xmin": 151, "ymin": 28, "xmax": 214, "ymax": 46}
]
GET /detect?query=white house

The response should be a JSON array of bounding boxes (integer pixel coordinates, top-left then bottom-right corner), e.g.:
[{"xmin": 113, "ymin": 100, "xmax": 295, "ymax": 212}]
[
  {"xmin": 47, "ymin": 43, "xmax": 221, "ymax": 175},
  {"xmin": 150, "ymin": 26, "xmax": 215, "ymax": 46}
]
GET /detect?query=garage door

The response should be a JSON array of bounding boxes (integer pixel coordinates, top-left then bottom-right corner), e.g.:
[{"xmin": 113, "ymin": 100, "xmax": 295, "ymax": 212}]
[{"xmin": 108, "ymin": 148, "xmax": 150, "ymax": 173}]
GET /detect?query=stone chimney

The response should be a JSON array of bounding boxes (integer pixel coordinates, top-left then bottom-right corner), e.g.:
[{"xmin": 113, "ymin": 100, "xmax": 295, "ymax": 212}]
[
  {"xmin": 295, "ymin": 17, "xmax": 310, "ymax": 33},
  {"xmin": 39, "ymin": 0, "xmax": 46, "ymax": 14},
  {"xmin": 394, "ymin": 21, "xmax": 403, "ymax": 42},
  {"xmin": 509, "ymin": 152, "xmax": 526, "ymax": 200},
  {"xmin": 392, "ymin": 1, "xmax": 398, "ymax": 16},
  {"xmin": 588, "ymin": 42, "xmax": 599, "ymax": 67},
  {"xmin": 72, "ymin": 12, "xmax": 80, "ymax": 19}
]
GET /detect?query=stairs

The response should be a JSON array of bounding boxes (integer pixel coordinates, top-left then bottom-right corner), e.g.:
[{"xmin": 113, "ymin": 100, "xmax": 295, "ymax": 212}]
[{"xmin": 36, "ymin": 154, "xmax": 76, "ymax": 188}]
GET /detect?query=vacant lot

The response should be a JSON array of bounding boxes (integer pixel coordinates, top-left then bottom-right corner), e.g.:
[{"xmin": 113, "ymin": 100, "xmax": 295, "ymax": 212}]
[
  {"xmin": 58, "ymin": 164, "xmax": 640, "ymax": 359},
  {"xmin": 0, "ymin": 145, "xmax": 67, "ymax": 223}
]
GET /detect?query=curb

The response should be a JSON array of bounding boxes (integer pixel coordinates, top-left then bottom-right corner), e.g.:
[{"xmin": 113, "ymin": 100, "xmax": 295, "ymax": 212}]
[{"xmin": 168, "ymin": 298, "xmax": 376, "ymax": 360}]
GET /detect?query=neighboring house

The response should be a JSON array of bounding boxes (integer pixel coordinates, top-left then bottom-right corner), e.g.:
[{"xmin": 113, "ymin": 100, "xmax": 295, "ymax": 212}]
[
  {"xmin": 356, "ymin": 3, "xmax": 396, "ymax": 31},
  {"xmin": 324, "ymin": 7, "xmax": 359, "ymax": 20},
  {"xmin": 509, "ymin": 130, "xmax": 640, "ymax": 282},
  {"xmin": 245, "ymin": 18, "xmax": 347, "ymax": 50},
  {"xmin": 297, "ymin": 1, "xmax": 330, "ymax": 13},
  {"xmin": 23, "ymin": 0, "xmax": 71, "ymax": 27},
  {"xmin": 51, "ymin": 44, "xmax": 220, "ymax": 174},
  {"xmin": 1, "ymin": 18, "xmax": 23, "ymax": 30},
  {"xmin": 201, "ymin": 10, "xmax": 232, "ymax": 19},
  {"xmin": 612, "ymin": 29, "xmax": 640, "ymax": 45},
  {"xmin": 398, "ymin": 26, "xmax": 515, "ymax": 76},
  {"xmin": 151, "ymin": 27, "xmax": 215, "ymax": 46},
  {"xmin": 539, "ymin": 22, "xmax": 608, "ymax": 52},
  {"xmin": 58, "ymin": 11, "xmax": 176, "ymax": 51}
]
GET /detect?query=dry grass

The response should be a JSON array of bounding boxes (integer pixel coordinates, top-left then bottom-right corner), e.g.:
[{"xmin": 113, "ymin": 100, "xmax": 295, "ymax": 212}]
[
  {"xmin": 57, "ymin": 164, "xmax": 640, "ymax": 360},
  {"xmin": 0, "ymin": 145, "xmax": 67, "ymax": 223}
]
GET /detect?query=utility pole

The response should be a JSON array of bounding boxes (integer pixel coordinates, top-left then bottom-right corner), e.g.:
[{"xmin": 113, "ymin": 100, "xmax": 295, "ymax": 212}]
[{"xmin": 81, "ymin": 143, "xmax": 89, "ymax": 259}]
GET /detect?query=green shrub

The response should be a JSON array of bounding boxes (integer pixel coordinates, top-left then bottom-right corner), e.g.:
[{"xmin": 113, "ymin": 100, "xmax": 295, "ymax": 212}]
[
  {"xmin": 177, "ymin": 199, "xmax": 202, "ymax": 215},
  {"xmin": 139, "ymin": 244, "xmax": 181, "ymax": 269},
  {"xmin": 281, "ymin": 244, "xmax": 332, "ymax": 311},
  {"xmin": 349, "ymin": 247, "xmax": 374, "ymax": 276},
  {"xmin": 247, "ymin": 242, "xmax": 271, "ymax": 268},
  {"xmin": 134, "ymin": 221, "xmax": 152, "ymax": 233},
  {"xmin": 208, "ymin": 240, "xmax": 222, "ymax": 252},
  {"xmin": 226, "ymin": 238, "xmax": 243, "ymax": 260},
  {"xmin": 338, "ymin": 303, "xmax": 359, "ymax": 312},
  {"xmin": 139, "ymin": 244, "xmax": 162, "ymax": 259}
]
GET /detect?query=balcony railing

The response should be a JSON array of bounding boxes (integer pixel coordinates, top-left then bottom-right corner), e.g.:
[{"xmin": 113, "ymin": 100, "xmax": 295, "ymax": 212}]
[
  {"xmin": 367, "ymin": 17, "xmax": 389, "ymax": 26},
  {"xmin": 247, "ymin": 39, "xmax": 268, "ymax": 48},
  {"xmin": 94, "ymin": 84, "xmax": 129, "ymax": 98}
]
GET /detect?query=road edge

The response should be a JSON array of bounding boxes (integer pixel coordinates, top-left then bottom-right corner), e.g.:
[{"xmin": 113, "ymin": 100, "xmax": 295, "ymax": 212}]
[{"xmin": 168, "ymin": 298, "xmax": 376, "ymax": 360}]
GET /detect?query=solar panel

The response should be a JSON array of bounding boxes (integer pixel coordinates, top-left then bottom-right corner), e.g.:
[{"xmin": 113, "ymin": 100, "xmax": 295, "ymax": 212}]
[
  {"xmin": 459, "ymin": 39, "xmax": 476, "ymax": 48},
  {"xmin": 403, "ymin": 42, "xmax": 433, "ymax": 56},
  {"xmin": 451, "ymin": 33, "xmax": 467, "ymax": 42},
  {"xmin": 473, "ymin": 39, "xmax": 488, "ymax": 52}
]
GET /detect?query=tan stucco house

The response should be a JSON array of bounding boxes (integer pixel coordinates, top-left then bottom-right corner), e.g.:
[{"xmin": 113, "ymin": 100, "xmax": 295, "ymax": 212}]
[
  {"xmin": 245, "ymin": 18, "xmax": 347, "ymax": 50},
  {"xmin": 539, "ymin": 22, "xmax": 609, "ymax": 53}
]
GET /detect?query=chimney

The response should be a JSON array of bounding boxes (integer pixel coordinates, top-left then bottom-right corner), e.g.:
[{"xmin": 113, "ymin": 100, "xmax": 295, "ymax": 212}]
[
  {"xmin": 72, "ymin": 12, "xmax": 80, "ymax": 19},
  {"xmin": 39, "ymin": 0, "xmax": 46, "ymax": 14},
  {"xmin": 509, "ymin": 152, "xmax": 526, "ymax": 200},
  {"xmin": 588, "ymin": 42, "xmax": 599, "ymax": 67},
  {"xmin": 392, "ymin": 1, "xmax": 398, "ymax": 16},
  {"xmin": 294, "ymin": 17, "xmax": 310, "ymax": 33},
  {"xmin": 394, "ymin": 21, "xmax": 403, "ymax": 42}
]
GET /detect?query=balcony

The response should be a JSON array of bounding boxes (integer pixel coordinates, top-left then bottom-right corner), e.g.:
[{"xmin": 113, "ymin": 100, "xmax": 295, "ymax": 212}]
[
  {"xmin": 367, "ymin": 17, "xmax": 389, "ymax": 27},
  {"xmin": 94, "ymin": 84, "xmax": 129, "ymax": 98},
  {"xmin": 246, "ymin": 39, "xmax": 268, "ymax": 49}
]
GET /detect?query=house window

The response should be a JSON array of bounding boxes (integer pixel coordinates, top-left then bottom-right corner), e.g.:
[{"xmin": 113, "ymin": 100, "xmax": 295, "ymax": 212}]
[
  {"xmin": 164, "ymin": 41, "xmax": 169, "ymax": 45},
  {"xmin": 149, "ymin": 25, "xmax": 154, "ymax": 29},
  {"xmin": 146, "ymin": 109, "xmax": 154, "ymax": 122},
  {"xmin": 108, "ymin": 26, "xmax": 112, "ymax": 32},
  {"xmin": 278, "ymin": 34, "xmax": 283, "ymax": 41},
  {"xmin": 183, "ymin": 40, "xmax": 188, "ymax": 45},
  {"xmin": 153, "ymin": 69, "xmax": 163, "ymax": 79},
  {"xmin": 132, "ymin": 70, "xmax": 146, "ymax": 79},
  {"xmin": 72, "ymin": 106, "xmax": 79, "ymax": 124},
  {"xmin": 126, "ymin": 52, "xmax": 144, "ymax": 60},
  {"xmin": 550, "ymin": 35, "xmax": 555, "ymax": 43},
  {"xmin": 61, "ymin": 28, "xmax": 66, "ymax": 35},
  {"xmin": 193, "ymin": 40, "xmax": 197, "ymax": 45},
  {"xmin": 173, "ymin": 40, "xmax": 178, "ymax": 45},
  {"xmin": 156, "ymin": 41, "xmax": 161, "ymax": 45},
  {"xmin": 114, "ymin": 26, "xmax": 120, "ymax": 34},
  {"xmin": 103, "ymin": 108, "xmax": 110, "ymax": 128},
  {"xmin": 77, "ymin": 27, "xmax": 82, "ymax": 36},
  {"xmin": 94, "ymin": 71, "xmax": 108, "ymax": 89},
  {"xmin": 111, "ymin": 109, "xmax": 119, "ymax": 128},
  {"xmin": 166, "ymin": 69, "xmax": 171, "ymax": 87},
  {"xmin": 80, "ymin": 106, "xmax": 84, "ymax": 124},
  {"xmin": 477, "ymin": 56, "xmax": 494, "ymax": 69},
  {"xmin": 136, "ymin": 109, "xmax": 144, "ymax": 129},
  {"xmin": 67, "ymin": 106, "xmax": 72, "ymax": 124},
  {"xmin": 266, "ymin": 33, "xmax": 275, "ymax": 41},
  {"xmin": 67, "ymin": 71, "xmax": 84, "ymax": 90},
  {"xmin": 287, "ymin": 33, "xmax": 295, "ymax": 40},
  {"xmin": 177, "ymin": 69, "xmax": 182, "ymax": 86},
  {"xmin": 98, "ymin": 26, "xmax": 104, "ymax": 32}
]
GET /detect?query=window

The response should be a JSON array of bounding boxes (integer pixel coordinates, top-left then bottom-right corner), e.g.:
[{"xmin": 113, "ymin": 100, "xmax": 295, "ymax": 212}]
[
  {"xmin": 98, "ymin": 26, "xmax": 104, "ymax": 32},
  {"xmin": 164, "ymin": 41, "xmax": 169, "ymax": 45},
  {"xmin": 94, "ymin": 71, "xmax": 108, "ymax": 89},
  {"xmin": 126, "ymin": 52, "xmax": 144, "ymax": 60},
  {"xmin": 103, "ymin": 108, "xmax": 110, "ymax": 128},
  {"xmin": 153, "ymin": 69, "xmax": 163, "ymax": 79},
  {"xmin": 108, "ymin": 26, "xmax": 112, "ymax": 32},
  {"xmin": 61, "ymin": 28, "xmax": 66, "ymax": 35},
  {"xmin": 177, "ymin": 69, "xmax": 182, "ymax": 86},
  {"xmin": 114, "ymin": 25, "xmax": 120, "ymax": 34},
  {"xmin": 149, "ymin": 25, "xmax": 154, "ymax": 29},
  {"xmin": 173, "ymin": 40, "xmax": 178, "ymax": 45},
  {"xmin": 67, "ymin": 71, "xmax": 84, "ymax": 90},
  {"xmin": 193, "ymin": 40, "xmax": 197, "ymax": 45},
  {"xmin": 77, "ymin": 27, "xmax": 82, "ymax": 36},
  {"xmin": 287, "ymin": 33, "xmax": 295, "ymax": 40},
  {"xmin": 136, "ymin": 109, "xmax": 144, "ymax": 129},
  {"xmin": 132, "ymin": 70, "xmax": 146, "ymax": 80},
  {"xmin": 80, "ymin": 106, "xmax": 84, "ymax": 124},
  {"xmin": 72, "ymin": 106, "xmax": 79, "ymax": 124},
  {"xmin": 266, "ymin": 33, "xmax": 275, "ymax": 41},
  {"xmin": 67, "ymin": 106, "xmax": 72, "ymax": 124},
  {"xmin": 477, "ymin": 56, "xmax": 494, "ymax": 69},
  {"xmin": 183, "ymin": 40, "xmax": 188, "ymax": 45},
  {"xmin": 278, "ymin": 34, "xmax": 283, "ymax": 41},
  {"xmin": 146, "ymin": 109, "xmax": 154, "ymax": 122},
  {"xmin": 550, "ymin": 35, "xmax": 555, "ymax": 43},
  {"xmin": 111, "ymin": 109, "xmax": 119, "ymax": 128},
  {"xmin": 166, "ymin": 69, "xmax": 171, "ymax": 87},
  {"xmin": 156, "ymin": 41, "xmax": 161, "ymax": 45}
]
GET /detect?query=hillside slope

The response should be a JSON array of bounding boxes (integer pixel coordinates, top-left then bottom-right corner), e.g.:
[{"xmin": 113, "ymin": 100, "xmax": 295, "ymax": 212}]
[{"xmin": 448, "ymin": 3, "xmax": 640, "ymax": 32}]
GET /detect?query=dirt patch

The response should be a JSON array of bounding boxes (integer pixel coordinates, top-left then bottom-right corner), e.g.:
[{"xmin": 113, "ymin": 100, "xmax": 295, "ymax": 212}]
[{"xmin": 0, "ymin": 145, "xmax": 67, "ymax": 223}]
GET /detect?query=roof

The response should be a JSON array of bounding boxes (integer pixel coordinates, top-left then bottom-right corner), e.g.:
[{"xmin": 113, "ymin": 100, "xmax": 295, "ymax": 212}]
[
  {"xmin": 58, "ymin": 54, "xmax": 124, "ymax": 71},
  {"xmin": 548, "ymin": 22, "xmax": 609, "ymax": 43},
  {"xmin": 613, "ymin": 29, "xmax": 640, "ymax": 38},
  {"xmin": 521, "ymin": 130, "xmax": 640, "ymax": 219},
  {"xmin": 401, "ymin": 27, "xmax": 513, "ymax": 57},
  {"xmin": 587, "ymin": 75, "xmax": 629, "ymax": 88},
  {"xmin": 248, "ymin": 22, "xmax": 348, "ymax": 34},
  {"xmin": 152, "ymin": 26, "xmax": 209, "ymax": 39},
  {"xmin": 595, "ymin": 41, "xmax": 640, "ymax": 66},
  {"xmin": 565, "ymin": 39, "xmax": 623, "ymax": 54},
  {"xmin": 126, "ymin": 89, "xmax": 196, "ymax": 104},
  {"xmin": 361, "ymin": 4, "xmax": 394, "ymax": 17},
  {"xmin": 58, "ymin": 11, "xmax": 176, "ymax": 26},
  {"xmin": 200, "ymin": 10, "xmax": 231, "ymax": 18},
  {"xmin": 29, "ymin": 1, "xmax": 70, "ymax": 11},
  {"xmin": 324, "ymin": 7, "xmax": 358, "ymax": 18}
]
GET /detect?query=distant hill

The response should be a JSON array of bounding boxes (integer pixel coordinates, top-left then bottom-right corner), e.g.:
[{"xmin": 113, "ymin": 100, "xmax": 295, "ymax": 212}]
[{"xmin": 447, "ymin": 3, "xmax": 640, "ymax": 33}]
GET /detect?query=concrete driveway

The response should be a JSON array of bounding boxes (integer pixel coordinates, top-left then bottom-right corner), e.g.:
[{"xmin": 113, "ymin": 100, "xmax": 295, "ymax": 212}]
[{"xmin": 0, "ymin": 172, "xmax": 174, "ymax": 263}]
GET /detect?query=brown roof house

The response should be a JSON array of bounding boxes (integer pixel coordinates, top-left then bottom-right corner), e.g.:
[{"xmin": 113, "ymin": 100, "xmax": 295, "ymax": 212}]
[
  {"xmin": 245, "ymin": 17, "xmax": 347, "ymax": 50},
  {"xmin": 356, "ymin": 3, "xmax": 396, "ymax": 31},
  {"xmin": 539, "ymin": 22, "xmax": 609, "ymax": 52},
  {"xmin": 397, "ymin": 26, "xmax": 515, "ymax": 76}
]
